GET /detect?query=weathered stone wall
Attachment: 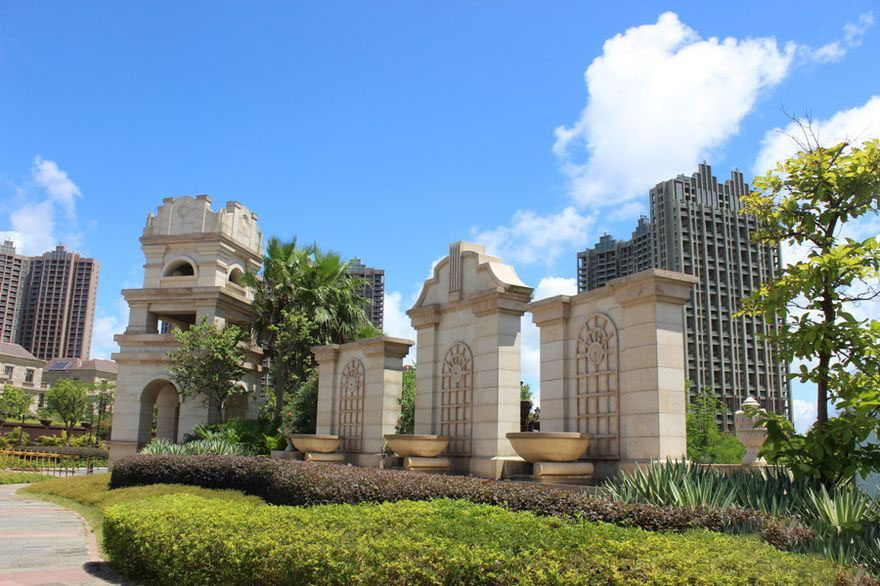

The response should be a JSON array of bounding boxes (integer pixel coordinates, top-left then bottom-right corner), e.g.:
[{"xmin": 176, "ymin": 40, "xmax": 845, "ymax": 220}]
[
  {"xmin": 408, "ymin": 242, "xmax": 533, "ymax": 479},
  {"xmin": 313, "ymin": 336, "xmax": 413, "ymax": 467},
  {"xmin": 530, "ymin": 269, "xmax": 698, "ymax": 479}
]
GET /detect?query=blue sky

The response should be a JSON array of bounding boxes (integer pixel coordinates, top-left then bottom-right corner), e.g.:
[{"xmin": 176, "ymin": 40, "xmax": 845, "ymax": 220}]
[{"xmin": 2, "ymin": 2, "xmax": 878, "ymax": 431}]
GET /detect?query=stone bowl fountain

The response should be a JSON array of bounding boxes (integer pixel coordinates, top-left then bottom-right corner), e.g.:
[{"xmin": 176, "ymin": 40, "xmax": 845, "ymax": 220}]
[
  {"xmin": 287, "ymin": 434, "xmax": 342, "ymax": 454},
  {"xmin": 506, "ymin": 432, "xmax": 591, "ymax": 463},
  {"xmin": 384, "ymin": 434, "xmax": 451, "ymax": 458}
]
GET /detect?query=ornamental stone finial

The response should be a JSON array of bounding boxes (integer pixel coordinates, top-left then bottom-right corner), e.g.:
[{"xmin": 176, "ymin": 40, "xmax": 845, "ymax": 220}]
[{"xmin": 735, "ymin": 396, "xmax": 767, "ymax": 466}]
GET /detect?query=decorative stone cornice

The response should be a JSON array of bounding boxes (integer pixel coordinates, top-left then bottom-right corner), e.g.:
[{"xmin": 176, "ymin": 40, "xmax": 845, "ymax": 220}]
[
  {"xmin": 611, "ymin": 269, "xmax": 698, "ymax": 307},
  {"xmin": 312, "ymin": 336, "xmax": 414, "ymax": 363},
  {"xmin": 528, "ymin": 295, "xmax": 572, "ymax": 327}
]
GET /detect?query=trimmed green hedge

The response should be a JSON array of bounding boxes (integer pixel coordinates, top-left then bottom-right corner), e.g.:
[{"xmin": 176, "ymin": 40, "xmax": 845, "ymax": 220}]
[
  {"xmin": 112, "ymin": 455, "xmax": 804, "ymax": 545},
  {"xmin": 103, "ymin": 494, "xmax": 853, "ymax": 586}
]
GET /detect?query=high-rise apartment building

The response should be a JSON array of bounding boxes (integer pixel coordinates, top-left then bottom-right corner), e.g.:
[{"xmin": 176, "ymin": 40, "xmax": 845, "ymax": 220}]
[
  {"xmin": 576, "ymin": 163, "xmax": 790, "ymax": 430},
  {"xmin": 0, "ymin": 240, "xmax": 30, "ymax": 344},
  {"xmin": 349, "ymin": 258, "xmax": 384, "ymax": 330},
  {"xmin": 0, "ymin": 242, "xmax": 99, "ymax": 361}
]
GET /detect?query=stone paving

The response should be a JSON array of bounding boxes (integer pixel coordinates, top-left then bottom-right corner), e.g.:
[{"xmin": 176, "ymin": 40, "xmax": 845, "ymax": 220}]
[{"xmin": 0, "ymin": 484, "xmax": 122, "ymax": 586}]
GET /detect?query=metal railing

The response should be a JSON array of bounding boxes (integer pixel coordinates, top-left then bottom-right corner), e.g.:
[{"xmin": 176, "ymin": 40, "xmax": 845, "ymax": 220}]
[{"xmin": 0, "ymin": 449, "xmax": 101, "ymax": 476}]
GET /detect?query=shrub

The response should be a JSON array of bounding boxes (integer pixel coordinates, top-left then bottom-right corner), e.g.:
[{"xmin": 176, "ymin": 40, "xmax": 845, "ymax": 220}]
[
  {"xmin": 24, "ymin": 473, "xmax": 264, "ymax": 510},
  {"xmin": 0, "ymin": 472, "xmax": 53, "ymax": 484},
  {"xmin": 111, "ymin": 456, "xmax": 779, "ymax": 536},
  {"xmin": 103, "ymin": 494, "xmax": 857, "ymax": 586},
  {"xmin": 603, "ymin": 461, "xmax": 880, "ymax": 574},
  {"xmin": 138, "ymin": 438, "xmax": 256, "ymax": 456},
  {"xmin": 184, "ymin": 417, "xmax": 283, "ymax": 455},
  {"xmin": 17, "ymin": 445, "xmax": 108, "ymax": 459}
]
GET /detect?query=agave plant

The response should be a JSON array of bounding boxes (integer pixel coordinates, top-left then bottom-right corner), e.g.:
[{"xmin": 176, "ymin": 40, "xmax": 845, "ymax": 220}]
[{"xmin": 138, "ymin": 437, "xmax": 255, "ymax": 456}]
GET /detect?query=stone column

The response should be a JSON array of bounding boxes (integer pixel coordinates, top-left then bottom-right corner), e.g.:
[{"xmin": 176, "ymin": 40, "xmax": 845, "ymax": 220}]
[
  {"xmin": 313, "ymin": 345, "xmax": 340, "ymax": 436},
  {"xmin": 613, "ymin": 270, "xmax": 697, "ymax": 467},
  {"xmin": 530, "ymin": 299, "xmax": 570, "ymax": 433},
  {"xmin": 360, "ymin": 337, "xmax": 413, "ymax": 465}
]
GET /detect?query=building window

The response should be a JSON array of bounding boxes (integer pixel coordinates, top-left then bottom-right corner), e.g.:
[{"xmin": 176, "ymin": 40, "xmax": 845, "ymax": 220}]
[
  {"xmin": 25, "ymin": 368, "xmax": 34, "ymax": 382},
  {"xmin": 38, "ymin": 393, "xmax": 45, "ymax": 408},
  {"xmin": 3, "ymin": 365, "xmax": 12, "ymax": 378}
]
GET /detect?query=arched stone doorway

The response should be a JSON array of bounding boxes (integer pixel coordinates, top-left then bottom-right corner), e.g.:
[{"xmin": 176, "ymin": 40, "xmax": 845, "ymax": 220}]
[{"xmin": 139, "ymin": 379, "xmax": 180, "ymax": 446}]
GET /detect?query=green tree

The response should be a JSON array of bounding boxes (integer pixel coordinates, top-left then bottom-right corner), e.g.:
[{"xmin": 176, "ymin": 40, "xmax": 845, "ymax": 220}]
[
  {"xmin": 686, "ymin": 385, "xmax": 746, "ymax": 464},
  {"xmin": 244, "ymin": 238, "xmax": 375, "ymax": 418},
  {"xmin": 47, "ymin": 379, "xmax": 91, "ymax": 445},
  {"xmin": 396, "ymin": 367, "xmax": 416, "ymax": 434},
  {"xmin": 520, "ymin": 382, "xmax": 533, "ymax": 402},
  {"xmin": 167, "ymin": 318, "xmax": 248, "ymax": 422},
  {"xmin": 0, "ymin": 385, "xmax": 32, "ymax": 447},
  {"xmin": 739, "ymin": 135, "xmax": 880, "ymax": 485}
]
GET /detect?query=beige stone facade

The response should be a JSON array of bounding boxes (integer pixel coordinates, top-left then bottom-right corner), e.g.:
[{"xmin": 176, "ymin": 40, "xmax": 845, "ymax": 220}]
[
  {"xmin": 313, "ymin": 336, "xmax": 413, "ymax": 466},
  {"xmin": 108, "ymin": 196, "xmax": 264, "ymax": 466},
  {"xmin": 0, "ymin": 341, "xmax": 47, "ymax": 411},
  {"xmin": 530, "ymin": 268, "xmax": 698, "ymax": 479},
  {"xmin": 407, "ymin": 242, "xmax": 533, "ymax": 479},
  {"xmin": 42, "ymin": 358, "xmax": 117, "ymax": 388}
]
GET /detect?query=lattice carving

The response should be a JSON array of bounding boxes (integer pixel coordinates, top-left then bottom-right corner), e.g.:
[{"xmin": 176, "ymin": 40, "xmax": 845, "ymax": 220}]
[
  {"xmin": 440, "ymin": 342, "xmax": 472, "ymax": 455},
  {"xmin": 338, "ymin": 359, "xmax": 365, "ymax": 452},
  {"xmin": 576, "ymin": 313, "xmax": 619, "ymax": 459}
]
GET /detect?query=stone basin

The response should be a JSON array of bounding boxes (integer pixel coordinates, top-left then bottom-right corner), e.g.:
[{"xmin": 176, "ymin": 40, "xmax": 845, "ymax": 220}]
[
  {"xmin": 384, "ymin": 434, "xmax": 451, "ymax": 458},
  {"xmin": 506, "ymin": 432, "xmax": 591, "ymax": 463},
  {"xmin": 288, "ymin": 434, "xmax": 342, "ymax": 454}
]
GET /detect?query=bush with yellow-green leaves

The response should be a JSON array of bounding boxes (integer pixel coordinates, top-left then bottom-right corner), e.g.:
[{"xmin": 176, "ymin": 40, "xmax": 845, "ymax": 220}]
[{"xmin": 102, "ymin": 494, "xmax": 863, "ymax": 586}]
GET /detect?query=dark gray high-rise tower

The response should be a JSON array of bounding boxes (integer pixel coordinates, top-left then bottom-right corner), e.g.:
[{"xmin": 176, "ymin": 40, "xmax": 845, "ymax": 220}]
[
  {"xmin": 0, "ymin": 241, "xmax": 99, "ymax": 361},
  {"xmin": 349, "ymin": 258, "xmax": 384, "ymax": 330},
  {"xmin": 577, "ymin": 163, "xmax": 790, "ymax": 430}
]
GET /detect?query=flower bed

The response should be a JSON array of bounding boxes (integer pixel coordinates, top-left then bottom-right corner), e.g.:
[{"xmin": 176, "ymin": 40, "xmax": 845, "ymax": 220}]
[{"xmin": 102, "ymin": 493, "xmax": 857, "ymax": 586}]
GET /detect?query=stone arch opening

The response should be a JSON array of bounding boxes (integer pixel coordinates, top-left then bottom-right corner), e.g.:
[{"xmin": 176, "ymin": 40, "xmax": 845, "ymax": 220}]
[
  {"xmin": 224, "ymin": 394, "xmax": 249, "ymax": 420},
  {"xmin": 138, "ymin": 378, "xmax": 180, "ymax": 446},
  {"xmin": 228, "ymin": 266, "xmax": 244, "ymax": 285},
  {"xmin": 163, "ymin": 258, "xmax": 196, "ymax": 277}
]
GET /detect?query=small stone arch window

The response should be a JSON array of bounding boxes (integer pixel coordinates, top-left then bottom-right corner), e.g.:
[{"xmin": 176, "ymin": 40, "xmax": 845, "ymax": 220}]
[
  {"xmin": 228, "ymin": 267, "xmax": 244, "ymax": 285},
  {"xmin": 164, "ymin": 259, "xmax": 196, "ymax": 277}
]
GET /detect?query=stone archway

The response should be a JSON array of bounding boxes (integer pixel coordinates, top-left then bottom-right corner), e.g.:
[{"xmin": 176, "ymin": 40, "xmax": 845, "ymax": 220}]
[{"xmin": 138, "ymin": 379, "xmax": 180, "ymax": 446}]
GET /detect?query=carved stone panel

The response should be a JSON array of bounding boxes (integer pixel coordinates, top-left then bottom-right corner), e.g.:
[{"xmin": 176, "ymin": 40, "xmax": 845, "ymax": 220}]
[
  {"xmin": 440, "ymin": 342, "xmax": 472, "ymax": 455},
  {"xmin": 576, "ymin": 313, "xmax": 619, "ymax": 459},
  {"xmin": 338, "ymin": 359, "xmax": 365, "ymax": 452}
]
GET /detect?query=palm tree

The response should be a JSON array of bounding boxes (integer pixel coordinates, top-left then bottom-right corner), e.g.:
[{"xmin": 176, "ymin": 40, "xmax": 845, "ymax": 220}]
[{"xmin": 244, "ymin": 238, "xmax": 376, "ymax": 418}]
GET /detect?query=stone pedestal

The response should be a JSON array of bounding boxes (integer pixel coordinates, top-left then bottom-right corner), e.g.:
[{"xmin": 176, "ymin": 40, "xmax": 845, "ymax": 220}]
[
  {"xmin": 404, "ymin": 456, "xmax": 451, "ymax": 472},
  {"xmin": 305, "ymin": 452, "xmax": 346, "ymax": 463},
  {"xmin": 408, "ymin": 242, "xmax": 533, "ymax": 479},
  {"xmin": 313, "ymin": 336, "xmax": 414, "ymax": 465},
  {"xmin": 530, "ymin": 269, "xmax": 698, "ymax": 480}
]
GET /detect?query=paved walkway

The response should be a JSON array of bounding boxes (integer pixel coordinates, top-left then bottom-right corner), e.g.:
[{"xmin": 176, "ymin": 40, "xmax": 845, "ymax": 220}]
[{"xmin": 0, "ymin": 484, "xmax": 123, "ymax": 585}]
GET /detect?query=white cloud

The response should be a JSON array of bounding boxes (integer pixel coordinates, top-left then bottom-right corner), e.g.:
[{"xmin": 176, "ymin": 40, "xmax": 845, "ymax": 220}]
[
  {"xmin": 792, "ymin": 398, "xmax": 817, "ymax": 434},
  {"xmin": 91, "ymin": 298, "xmax": 129, "ymax": 359},
  {"xmin": 554, "ymin": 12, "xmax": 797, "ymax": 207},
  {"xmin": 0, "ymin": 155, "xmax": 83, "ymax": 255},
  {"xmin": 31, "ymin": 156, "xmax": 80, "ymax": 219},
  {"xmin": 754, "ymin": 95, "xmax": 880, "ymax": 177},
  {"xmin": 383, "ymin": 290, "xmax": 419, "ymax": 364},
  {"xmin": 807, "ymin": 11, "xmax": 876, "ymax": 63},
  {"xmin": 472, "ymin": 206, "xmax": 595, "ymax": 266},
  {"xmin": 520, "ymin": 277, "xmax": 578, "ymax": 398}
]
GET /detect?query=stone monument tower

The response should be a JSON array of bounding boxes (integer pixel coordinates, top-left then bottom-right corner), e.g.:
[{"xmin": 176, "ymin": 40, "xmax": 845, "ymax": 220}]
[
  {"xmin": 108, "ymin": 195, "xmax": 264, "ymax": 465},
  {"xmin": 407, "ymin": 241, "xmax": 533, "ymax": 479}
]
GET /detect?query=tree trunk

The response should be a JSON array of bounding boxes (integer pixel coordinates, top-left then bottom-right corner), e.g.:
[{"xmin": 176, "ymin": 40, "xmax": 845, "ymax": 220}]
[
  {"xmin": 274, "ymin": 359, "xmax": 287, "ymax": 420},
  {"xmin": 816, "ymin": 282, "xmax": 836, "ymax": 430}
]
